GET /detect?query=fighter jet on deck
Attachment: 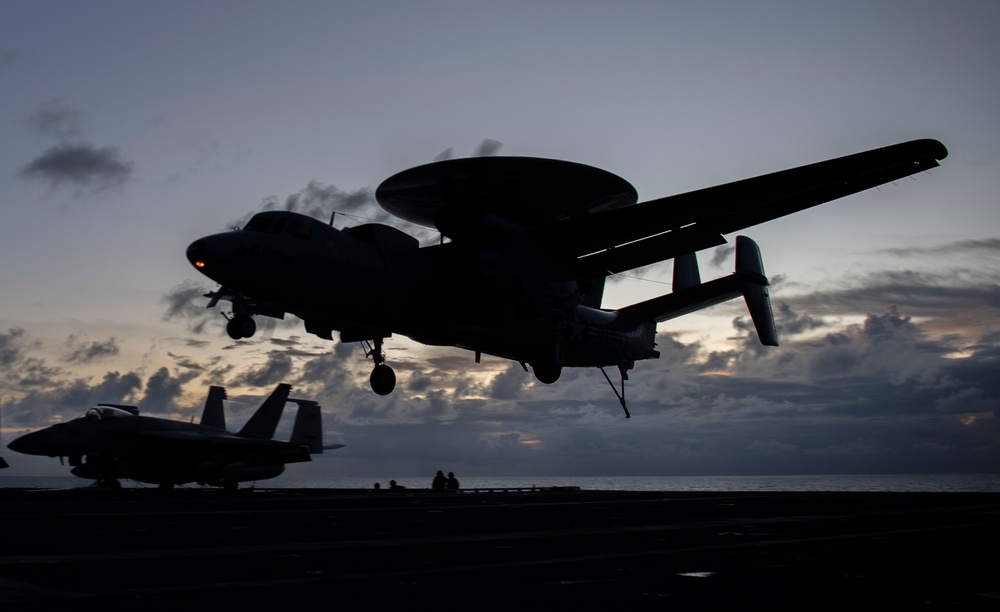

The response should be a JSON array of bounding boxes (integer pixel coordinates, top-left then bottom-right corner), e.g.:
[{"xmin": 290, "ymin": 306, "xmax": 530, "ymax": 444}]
[{"xmin": 7, "ymin": 384, "xmax": 340, "ymax": 489}]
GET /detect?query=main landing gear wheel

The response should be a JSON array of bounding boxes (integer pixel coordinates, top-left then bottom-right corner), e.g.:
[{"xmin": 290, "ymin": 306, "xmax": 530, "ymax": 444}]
[
  {"xmin": 365, "ymin": 337, "xmax": 396, "ymax": 395},
  {"xmin": 226, "ymin": 314, "xmax": 256, "ymax": 340},
  {"xmin": 370, "ymin": 363, "xmax": 396, "ymax": 395},
  {"xmin": 532, "ymin": 363, "xmax": 562, "ymax": 384}
]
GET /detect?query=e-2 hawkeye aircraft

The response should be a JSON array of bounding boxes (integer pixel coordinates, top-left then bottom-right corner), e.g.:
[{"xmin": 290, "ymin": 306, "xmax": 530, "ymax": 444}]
[
  {"xmin": 186, "ymin": 139, "xmax": 947, "ymax": 414},
  {"xmin": 7, "ymin": 384, "xmax": 341, "ymax": 489}
]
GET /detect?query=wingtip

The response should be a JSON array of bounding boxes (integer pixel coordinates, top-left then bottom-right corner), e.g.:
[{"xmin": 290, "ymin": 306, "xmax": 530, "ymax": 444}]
[{"xmin": 915, "ymin": 138, "xmax": 948, "ymax": 161}]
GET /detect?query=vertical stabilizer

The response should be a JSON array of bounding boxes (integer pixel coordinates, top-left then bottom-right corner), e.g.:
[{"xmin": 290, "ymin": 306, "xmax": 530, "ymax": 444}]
[
  {"xmin": 200, "ymin": 386, "xmax": 228, "ymax": 430},
  {"xmin": 735, "ymin": 236, "xmax": 779, "ymax": 346},
  {"xmin": 672, "ymin": 252, "xmax": 701, "ymax": 291},
  {"xmin": 289, "ymin": 400, "xmax": 323, "ymax": 454},
  {"xmin": 239, "ymin": 384, "xmax": 291, "ymax": 438},
  {"xmin": 581, "ymin": 276, "xmax": 606, "ymax": 308}
]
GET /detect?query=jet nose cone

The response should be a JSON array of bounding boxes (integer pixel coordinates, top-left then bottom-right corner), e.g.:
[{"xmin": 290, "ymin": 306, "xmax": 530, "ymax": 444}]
[
  {"xmin": 187, "ymin": 239, "xmax": 207, "ymax": 269},
  {"xmin": 8, "ymin": 430, "xmax": 46, "ymax": 456}
]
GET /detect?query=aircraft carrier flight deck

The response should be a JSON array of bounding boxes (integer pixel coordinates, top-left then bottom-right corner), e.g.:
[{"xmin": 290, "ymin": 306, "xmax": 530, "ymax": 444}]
[{"xmin": 1, "ymin": 487, "xmax": 997, "ymax": 610}]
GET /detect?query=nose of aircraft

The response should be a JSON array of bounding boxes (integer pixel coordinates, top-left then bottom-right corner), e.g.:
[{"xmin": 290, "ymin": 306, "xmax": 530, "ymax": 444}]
[
  {"xmin": 8, "ymin": 429, "xmax": 49, "ymax": 456},
  {"xmin": 187, "ymin": 239, "xmax": 207, "ymax": 269}
]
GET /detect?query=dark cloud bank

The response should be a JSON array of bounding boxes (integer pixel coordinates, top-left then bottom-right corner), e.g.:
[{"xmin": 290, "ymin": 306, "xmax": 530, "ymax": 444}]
[
  {"xmin": 20, "ymin": 142, "xmax": 133, "ymax": 191},
  {"xmin": 7, "ymin": 295, "xmax": 999, "ymax": 476},
  {"xmin": 18, "ymin": 101, "xmax": 134, "ymax": 193}
]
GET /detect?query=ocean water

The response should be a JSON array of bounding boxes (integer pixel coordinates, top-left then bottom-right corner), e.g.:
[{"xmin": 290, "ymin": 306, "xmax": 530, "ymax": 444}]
[{"xmin": 3, "ymin": 473, "xmax": 999, "ymax": 492}]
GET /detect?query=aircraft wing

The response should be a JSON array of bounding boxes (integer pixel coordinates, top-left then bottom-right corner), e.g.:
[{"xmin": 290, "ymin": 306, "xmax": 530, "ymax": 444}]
[
  {"xmin": 126, "ymin": 430, "xmax": 286, "ymax": 447},
  {"xmin": 540, "ymin": 139, "xmax": 947, "ymax": 275}
]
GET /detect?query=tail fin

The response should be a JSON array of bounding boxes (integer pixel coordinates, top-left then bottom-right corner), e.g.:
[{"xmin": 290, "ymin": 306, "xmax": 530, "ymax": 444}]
[
  {"xmin": 289, "ymin": 400, "xmax": 323, "ymax": 454},
  {"xmin": 581, "ymin": 276, "xmax": 606, "ymax": 308},
  {"xmin": 734, "ymin": 236, "xmax": 778, "ymax": 346},
  {"xmin": 239, "ymin": 384, "xmax": 291, "ymax": 438},
  {"xmin": 200, "ymin": 386, "xmax": 228, "ymax": 430},
  {"xmin": 672, "ymin": 252, "xmax": 701, "ymax": 291},
  {"xmin": 619, "ymin": 236, "xmax": 778, "ymax": 346}
]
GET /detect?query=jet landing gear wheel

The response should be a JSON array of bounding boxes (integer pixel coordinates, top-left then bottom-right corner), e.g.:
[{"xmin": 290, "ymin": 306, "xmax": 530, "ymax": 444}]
[
  {"xmin": 226, "ymin": 314, "xmax": 256, "ymax": 340},
  {"xmin": 370, "ymin": 363, "xmax": 396, "ymax": 395},
  {"xmin": 365, "ymin": 337, "xmax": 396, "ymax": 395}
]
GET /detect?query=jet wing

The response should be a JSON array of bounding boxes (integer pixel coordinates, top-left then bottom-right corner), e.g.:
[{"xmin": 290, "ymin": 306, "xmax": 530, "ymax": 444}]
[
  {"xmin": 124, "ymin": 430, "xmax": 285, "ymax": 447},
  {"xmin": 540, "ymin": 139, "xmax": 948, "ymax": 275}
]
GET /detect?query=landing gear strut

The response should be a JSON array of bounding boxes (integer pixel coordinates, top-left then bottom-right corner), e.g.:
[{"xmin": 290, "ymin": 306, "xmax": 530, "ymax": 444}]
[
  {"xmin": 600, "ymin": 365, "xmax": 632, "ymax": 419},
  {"xmin": 365, "ymin": 338, "xmax": 396, "ymax": 395}
]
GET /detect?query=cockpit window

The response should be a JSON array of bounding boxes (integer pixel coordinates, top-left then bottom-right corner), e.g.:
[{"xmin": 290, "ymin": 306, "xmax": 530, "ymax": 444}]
[
  {"xmin": 80, "ymin": 407, "xmax": 136, "ymax": 421},
  {"xmin": 243, "ymin": 215, "xmax": 274, "ymax": 233},
  {"xmin": 243, "ymin": 213, "xmax": 312, "ymax": 239},
  {"xmin": 286, "ymin": 216, "xmax": 312, "ymax": 238}
]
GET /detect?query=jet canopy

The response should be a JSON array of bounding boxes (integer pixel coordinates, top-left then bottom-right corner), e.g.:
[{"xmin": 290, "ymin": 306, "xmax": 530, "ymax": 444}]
[{"xmin": 79, "ymin": 406, "xmax": 136, "ymax": 421}]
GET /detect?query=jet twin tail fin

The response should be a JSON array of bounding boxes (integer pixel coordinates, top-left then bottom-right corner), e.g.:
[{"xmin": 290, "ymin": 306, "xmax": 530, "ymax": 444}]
[
  {"xmin": 239, "ymin": 384, "xmax": 291, "ymax": 438},
  {"xmin": 619, "ymin": 236, "xmax": 778, "ymax": 346},
  {"xmin": 200, "ymin": 386, "xmax": 228, "ymax": 430}
]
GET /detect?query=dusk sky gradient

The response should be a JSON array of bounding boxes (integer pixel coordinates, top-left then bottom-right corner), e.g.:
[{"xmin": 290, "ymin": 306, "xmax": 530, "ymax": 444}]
[{"xmin": 2, "ymin": 1, "xmax": 998, "ymax": 480}]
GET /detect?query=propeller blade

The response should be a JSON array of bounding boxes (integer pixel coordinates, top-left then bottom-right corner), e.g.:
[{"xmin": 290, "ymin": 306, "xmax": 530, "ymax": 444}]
[{"xmin": 474, "ymin": 139, "xmax": 502, "ymax": 157}]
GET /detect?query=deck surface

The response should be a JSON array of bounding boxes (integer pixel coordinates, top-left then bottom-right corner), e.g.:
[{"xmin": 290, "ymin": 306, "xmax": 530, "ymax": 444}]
[{"xmin": 1, "ymin": 487, "xmax": 997, "ymax": 610}]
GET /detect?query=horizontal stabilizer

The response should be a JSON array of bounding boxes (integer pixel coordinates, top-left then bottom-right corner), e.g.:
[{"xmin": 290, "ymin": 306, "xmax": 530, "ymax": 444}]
[{"xmin": 619, "ymin": 236, "xmax": 778, "ymax": 346}]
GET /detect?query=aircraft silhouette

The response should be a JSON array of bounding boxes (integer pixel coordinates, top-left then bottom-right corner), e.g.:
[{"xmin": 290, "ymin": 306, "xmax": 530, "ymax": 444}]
[
  {"xmin": 186, "ymin": 139, "xmax": 947, "ymax": 414},
  {"xmin": 7, "ymin": 384, "xmax": 339, "ymax": 489}
]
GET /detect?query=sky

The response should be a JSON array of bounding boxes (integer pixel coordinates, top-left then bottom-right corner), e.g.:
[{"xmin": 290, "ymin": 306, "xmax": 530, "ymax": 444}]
[{"xmin": 1, "ymin": 1, "xmax": 998, "ymax": 480}]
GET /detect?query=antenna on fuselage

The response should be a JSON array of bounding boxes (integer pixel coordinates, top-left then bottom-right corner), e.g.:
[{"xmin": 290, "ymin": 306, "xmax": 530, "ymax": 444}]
[{"xmin": 329, "ymin": 211, "xmax": 336, "ymax": 226}]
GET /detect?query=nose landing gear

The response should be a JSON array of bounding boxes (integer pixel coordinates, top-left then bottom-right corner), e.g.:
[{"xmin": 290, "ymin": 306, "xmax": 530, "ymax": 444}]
[{"xmin": 365, "ymin": 337, "xmax": 396, "ymax": 395}]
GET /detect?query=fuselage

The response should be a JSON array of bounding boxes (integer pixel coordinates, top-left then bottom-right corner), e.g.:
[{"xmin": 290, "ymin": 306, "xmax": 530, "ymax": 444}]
[{"xmin": 187, "ymin": 211, "xmax": 658, "ymax": 369}]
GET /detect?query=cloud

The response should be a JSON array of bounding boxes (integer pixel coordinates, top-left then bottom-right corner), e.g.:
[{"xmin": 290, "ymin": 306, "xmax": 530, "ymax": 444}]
[
  {"xmin": 229, "ymin": 352, "xmax": 294, "ymax": 388},
  {"xmin": 0, "ymin": 48, "xmax": 18, "ymax": 75},
  {"xmin": 781, "ymin": 270, "xmax": 1000, "ymax": 325},
  {"xmin": 140, "ymin": 367, "xmax": 201, "ymax": 414},
  {"xmin": 161, "ymin": 280, "xmax": 217, "ymax": 334},
  {"xmin": 488, "ymin": 363, "xmax": 530, "ymax": 400},
  {"xmin": 709, "ymin": 243, "xmax": 735, "ymax": 268},
  {"xmin": 0, "ymin": 327, "xmax": 34, "ymax": 368},
  {"xmin": 879, "ymin": 238, "xmax": 1000, "ymax": 257},
  {"xmin": 6, "ymin": 369, "xmax": 143, "ymax": 428},
  {"xmin": 61, "ymin": 335, "xmax": 120, "ymax": 363},
  {"xmin": 20, "ymin": 142, "xmax": 133, "ymax": 192},
  {"xmin": 230, "ymin": 182, "xmax": 374, "ymax": 228},
  {"xmin": 228, "ymin": 181, "xmax": 438, "ymax": 242},
  {"xmin": 26, "ymin": 101, "xmax": 83, "ymax": 140},
  {"xmin": 0, "ymin": 328, "xmax": 62, "ymax": 392}
]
